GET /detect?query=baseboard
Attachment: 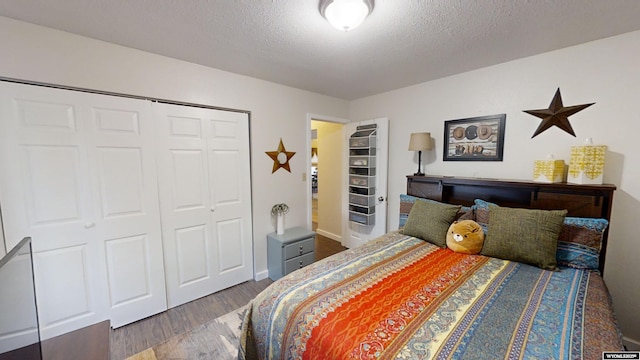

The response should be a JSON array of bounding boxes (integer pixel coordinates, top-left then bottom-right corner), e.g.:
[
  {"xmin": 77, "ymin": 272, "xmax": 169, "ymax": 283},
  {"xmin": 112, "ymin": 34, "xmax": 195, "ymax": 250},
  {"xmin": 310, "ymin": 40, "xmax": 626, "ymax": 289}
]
[
  {"xmin": 254, "ymin": 270, "xmax": 269, "ymax": 281},
  {"xmin": 623, "ymin": 336, "xmax": 640, "ymax": 351},
  {"xmin": 315, "ymin": 228, "xmax": 342, "ymax": 242}
]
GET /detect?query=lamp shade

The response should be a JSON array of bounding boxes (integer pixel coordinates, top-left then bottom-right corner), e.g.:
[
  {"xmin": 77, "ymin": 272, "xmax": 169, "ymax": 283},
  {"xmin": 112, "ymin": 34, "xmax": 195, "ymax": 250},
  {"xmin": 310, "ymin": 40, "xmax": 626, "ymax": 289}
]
[
  {"xmin": 319, "ymin": 0, "xmax": 374, "ymax": 31},
  {"xmin": 408, "ymin": 132, "xmax": 433, "ymax": 151}
]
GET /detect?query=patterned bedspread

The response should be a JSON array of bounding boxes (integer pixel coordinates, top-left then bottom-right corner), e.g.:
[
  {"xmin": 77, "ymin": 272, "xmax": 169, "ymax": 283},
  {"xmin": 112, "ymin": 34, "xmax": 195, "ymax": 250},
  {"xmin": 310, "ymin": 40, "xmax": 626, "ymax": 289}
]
[{"xmin": 240, "ymin": 231, "xmax": 623, "ymax": 360}]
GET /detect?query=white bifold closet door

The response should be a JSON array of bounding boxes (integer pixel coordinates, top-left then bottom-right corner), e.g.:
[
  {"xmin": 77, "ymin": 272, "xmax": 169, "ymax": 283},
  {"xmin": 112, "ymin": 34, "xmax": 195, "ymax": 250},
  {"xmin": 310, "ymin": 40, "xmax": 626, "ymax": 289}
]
[
  {"xmin": 0, "ymin": 82, "xmax": 167, "ymax": 337},
  {"xmin": 154, "ymin": 103, "xmax": 253, "ymax": 308}
]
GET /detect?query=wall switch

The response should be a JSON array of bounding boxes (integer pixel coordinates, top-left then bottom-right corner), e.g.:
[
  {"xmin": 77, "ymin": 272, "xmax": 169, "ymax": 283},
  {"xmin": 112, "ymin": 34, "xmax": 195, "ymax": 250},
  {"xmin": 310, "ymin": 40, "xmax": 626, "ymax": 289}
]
[{"xmin": 302, "ymin": 172, "xmax": 307, "ymax": 181}]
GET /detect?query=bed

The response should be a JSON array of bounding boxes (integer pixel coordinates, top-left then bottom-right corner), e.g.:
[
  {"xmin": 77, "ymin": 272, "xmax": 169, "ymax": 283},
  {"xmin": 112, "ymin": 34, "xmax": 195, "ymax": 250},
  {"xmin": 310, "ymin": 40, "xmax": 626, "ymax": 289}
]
[{"xmin": 240, "ymin": 177, "xmax": 623, "ymax": 360}]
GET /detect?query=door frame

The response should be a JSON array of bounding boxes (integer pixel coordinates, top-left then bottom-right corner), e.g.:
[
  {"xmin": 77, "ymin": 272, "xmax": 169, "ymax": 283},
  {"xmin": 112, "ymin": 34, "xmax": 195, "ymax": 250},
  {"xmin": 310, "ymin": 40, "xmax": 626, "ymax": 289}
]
[{"xmin": 305, "ymin": 113, "xmax": 350, "ymax": 241}]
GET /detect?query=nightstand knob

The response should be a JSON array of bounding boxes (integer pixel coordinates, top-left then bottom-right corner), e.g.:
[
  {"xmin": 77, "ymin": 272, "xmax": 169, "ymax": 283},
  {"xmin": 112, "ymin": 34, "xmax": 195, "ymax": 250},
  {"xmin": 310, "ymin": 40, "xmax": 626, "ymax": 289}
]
[{"xmin": 299, "ymin": 260, "xmax": 303, "ymax": 267}]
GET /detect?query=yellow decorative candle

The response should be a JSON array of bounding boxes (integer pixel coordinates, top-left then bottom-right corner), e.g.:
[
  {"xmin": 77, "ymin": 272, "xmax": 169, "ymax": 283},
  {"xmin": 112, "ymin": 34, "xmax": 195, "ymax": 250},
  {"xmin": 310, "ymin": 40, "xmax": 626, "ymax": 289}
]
[{"xmin": 568, "ymin": 139, "xmax": 606, "ymax": 184}]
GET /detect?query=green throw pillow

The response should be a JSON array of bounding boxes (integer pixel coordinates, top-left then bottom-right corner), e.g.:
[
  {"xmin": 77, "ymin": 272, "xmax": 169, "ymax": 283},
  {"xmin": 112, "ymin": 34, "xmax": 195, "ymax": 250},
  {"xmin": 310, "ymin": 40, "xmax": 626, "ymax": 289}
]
[
  {"xmin": 481, "ymin": 206, "xmax": 568, "ymax": 270},
  {"xmin": 402, "ymin": 199, "xmax": 461, "ymax": 247}
]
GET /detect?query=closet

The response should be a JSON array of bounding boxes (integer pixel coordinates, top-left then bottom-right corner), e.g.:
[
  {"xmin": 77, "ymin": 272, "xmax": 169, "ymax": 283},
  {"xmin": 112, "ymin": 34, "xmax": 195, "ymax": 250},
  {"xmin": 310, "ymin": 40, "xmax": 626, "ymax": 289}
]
[
  {"xmin": 154, "ymin": 103, "xmax": 253, "ymax": 309},
  {"xmin": 0, "ymin": 81, "xmax": 253, "ymax": 339}
]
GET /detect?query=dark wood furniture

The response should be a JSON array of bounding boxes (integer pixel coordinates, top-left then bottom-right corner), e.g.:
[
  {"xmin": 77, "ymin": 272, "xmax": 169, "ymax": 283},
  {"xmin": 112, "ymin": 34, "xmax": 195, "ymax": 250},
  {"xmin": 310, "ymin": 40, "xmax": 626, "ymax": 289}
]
[{"xmin": 407, "ymin": 175, "xmax": 616, "ymax": 273}]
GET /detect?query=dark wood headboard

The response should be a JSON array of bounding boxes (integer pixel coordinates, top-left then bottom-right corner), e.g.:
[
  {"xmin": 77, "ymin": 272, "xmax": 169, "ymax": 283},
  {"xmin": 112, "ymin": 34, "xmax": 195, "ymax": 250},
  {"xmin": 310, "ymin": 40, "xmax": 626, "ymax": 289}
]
[{"xmin": 407, "ymin": 175, "xmax": 616, "ymax": 273}]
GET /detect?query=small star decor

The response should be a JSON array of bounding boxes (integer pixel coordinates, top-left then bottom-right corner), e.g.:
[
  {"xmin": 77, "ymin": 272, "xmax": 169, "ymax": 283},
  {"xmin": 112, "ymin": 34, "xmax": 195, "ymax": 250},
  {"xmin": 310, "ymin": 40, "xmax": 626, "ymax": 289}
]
[
  {"xmin": 266, "ymin": 138, "xmax": 296, "ymax": 173},
  {"xmin": 523, "ymin": 88, "xmax": 594, "ymax": 138}
]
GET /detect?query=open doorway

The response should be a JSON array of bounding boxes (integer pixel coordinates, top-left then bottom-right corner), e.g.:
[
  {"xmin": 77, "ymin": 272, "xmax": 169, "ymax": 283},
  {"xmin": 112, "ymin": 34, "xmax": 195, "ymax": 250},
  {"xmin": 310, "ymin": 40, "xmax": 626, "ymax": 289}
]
[
  {"xmin": 310, "ymin": 119, "xmax": 348, "ymax": 258},
  {"xmin": 310, "ymin": 120, "xmax": 342, "ymax": 235}
]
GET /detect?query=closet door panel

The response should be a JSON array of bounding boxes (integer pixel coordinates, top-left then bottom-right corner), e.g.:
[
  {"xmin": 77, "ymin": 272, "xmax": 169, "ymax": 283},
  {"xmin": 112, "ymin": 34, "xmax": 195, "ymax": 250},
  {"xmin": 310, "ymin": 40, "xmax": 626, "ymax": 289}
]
[
  {"xmin": 156, "ymin": 105, "xmax": 213, "ymax": 307},
  {"xmin": 210, "ymin": 151, "xmax": 241, "ymax": 204},
  {"xmin": 215, "ymin": 218, "xmax": 243, "ymax": 272},
  {"xmin": 86, "ymin": 97, "xmax": 167, "ymax": 328},
  {"xmin": 15, "ymin": 99, "xmax": 77, "ymax": 133},
  {"xmin": 172, "ymin": 150, "xmax": 207, "ymax": 211},
  {"xmin": 93, "ymin": 107, "xmax": 140, "ymax": 135},
  {"xmin": 97, "ymin": 147, "xmax": 145, "ymax": 217},
  {"xmin": 175, "ymin": 225, "xmax": 209, "ymax": 285},
  {"xmin": 105, "ymin": 235, "xmax": 152, "ymax": 305},
  {"xmin": 0, "ymin": 83, "xmax": 107, "ymax": 339},
  {"xmin": 208, "ymin": 115, "xmax": 253, "ymax": 288},
  {"xmin": 156, "ymin": 104, "xmax": 253, "ymax": 308},
  {"xmin": 210, "ymin": 150, "xmax": 246, "ymax": 274},
  {"xmin": 34, "ymin": 246, "xmax": 95, "ymax": 326},
  {"xmin": 23, "ymin": 145, "xmax": 84, "ymax": 226},
  {"xmin": 0, "ymin": 82, "xmax": 167, "ymax": 336}
]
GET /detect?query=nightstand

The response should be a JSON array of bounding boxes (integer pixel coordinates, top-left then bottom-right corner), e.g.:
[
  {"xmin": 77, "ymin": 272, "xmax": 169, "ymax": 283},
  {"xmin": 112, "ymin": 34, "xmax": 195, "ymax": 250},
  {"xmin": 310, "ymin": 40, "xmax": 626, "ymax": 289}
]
[{"xmin": 267, "ymin": 227, "xmax": 316, "ymax": 281}]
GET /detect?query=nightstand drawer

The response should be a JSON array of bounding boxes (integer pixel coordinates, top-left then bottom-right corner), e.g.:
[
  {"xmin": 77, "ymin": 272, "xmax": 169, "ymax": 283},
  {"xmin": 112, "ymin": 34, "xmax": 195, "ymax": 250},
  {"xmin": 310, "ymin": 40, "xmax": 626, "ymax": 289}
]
[
  {"xmin": 283, "ymin": 237, "xmax": 314, "ymax": 260},
  {"xmin": 284, "ymin": 252, "xmax": 315, "ymax": 275}
]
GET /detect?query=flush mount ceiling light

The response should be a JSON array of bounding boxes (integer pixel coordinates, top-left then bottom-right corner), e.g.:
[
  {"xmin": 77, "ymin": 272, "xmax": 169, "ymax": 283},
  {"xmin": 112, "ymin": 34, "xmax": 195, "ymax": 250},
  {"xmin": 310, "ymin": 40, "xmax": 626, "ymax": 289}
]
[{"xmin": 319, "ymin": 0, "xmax": 374, "ymax": 31}]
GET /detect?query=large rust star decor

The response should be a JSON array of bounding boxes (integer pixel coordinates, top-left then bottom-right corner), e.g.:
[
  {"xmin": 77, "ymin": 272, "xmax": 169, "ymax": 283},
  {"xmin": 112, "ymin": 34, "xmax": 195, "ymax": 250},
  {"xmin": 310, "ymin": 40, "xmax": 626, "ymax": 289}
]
[
  {"xmin": 266, "ymin": 138, "xmax": 296, "ymax": 173},
  {"xmin": 523, "ymin": 88, "xmax": 594, "ymax": 138}
]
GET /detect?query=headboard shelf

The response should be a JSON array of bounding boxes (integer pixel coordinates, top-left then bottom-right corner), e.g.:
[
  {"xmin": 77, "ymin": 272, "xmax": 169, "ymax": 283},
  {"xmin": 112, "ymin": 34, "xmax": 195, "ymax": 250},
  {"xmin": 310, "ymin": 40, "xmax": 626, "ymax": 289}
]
[{"xmin": 407, "ymin": 175, "xmax": 616, "ymax": 273}]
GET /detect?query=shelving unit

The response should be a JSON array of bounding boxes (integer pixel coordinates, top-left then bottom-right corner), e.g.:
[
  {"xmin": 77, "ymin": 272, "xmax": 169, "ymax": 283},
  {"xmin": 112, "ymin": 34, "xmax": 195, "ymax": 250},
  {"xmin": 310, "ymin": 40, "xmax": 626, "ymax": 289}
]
[{"xmin": 348, "ymin": 124, "xmax": 377, "ymax": 225}]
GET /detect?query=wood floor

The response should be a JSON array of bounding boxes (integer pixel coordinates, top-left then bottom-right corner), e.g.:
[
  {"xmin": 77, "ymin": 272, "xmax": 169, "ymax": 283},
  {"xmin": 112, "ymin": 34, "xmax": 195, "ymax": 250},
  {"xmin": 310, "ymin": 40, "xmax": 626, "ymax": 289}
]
[{"xmin": 109, "ymin": 232, "xmax": 346, "ymax": 360}]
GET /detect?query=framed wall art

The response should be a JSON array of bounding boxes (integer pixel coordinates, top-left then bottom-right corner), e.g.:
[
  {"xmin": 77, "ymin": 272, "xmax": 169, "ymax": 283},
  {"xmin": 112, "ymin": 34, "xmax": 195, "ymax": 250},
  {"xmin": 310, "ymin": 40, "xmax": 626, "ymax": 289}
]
[{"xmin": 443, "ymin": 114, "xmax": 506, "ymax": 161}]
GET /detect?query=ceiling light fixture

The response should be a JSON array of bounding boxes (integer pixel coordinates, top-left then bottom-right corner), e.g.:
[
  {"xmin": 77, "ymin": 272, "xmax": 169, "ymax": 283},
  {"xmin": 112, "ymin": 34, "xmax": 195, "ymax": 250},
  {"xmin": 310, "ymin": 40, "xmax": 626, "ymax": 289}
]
[{"xmin": 319, "ymin": 0, "xmax": 374, "ymax": 31}]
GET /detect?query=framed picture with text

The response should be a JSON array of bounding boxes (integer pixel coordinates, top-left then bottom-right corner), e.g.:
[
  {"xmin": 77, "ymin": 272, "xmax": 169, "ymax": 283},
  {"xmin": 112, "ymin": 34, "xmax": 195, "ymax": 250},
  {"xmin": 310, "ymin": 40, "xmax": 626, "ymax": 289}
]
[{"xmin": 443, "ymin": 114, "xmax": 506, "ymax": 161}]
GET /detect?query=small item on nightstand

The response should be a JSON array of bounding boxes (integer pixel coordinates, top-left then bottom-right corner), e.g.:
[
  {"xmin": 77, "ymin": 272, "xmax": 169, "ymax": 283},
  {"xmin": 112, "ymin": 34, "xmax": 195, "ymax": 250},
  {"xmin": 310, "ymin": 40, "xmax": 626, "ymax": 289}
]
[{"xmin": 271, "ymin": 203, "xmax": 289, "ymax": 235}]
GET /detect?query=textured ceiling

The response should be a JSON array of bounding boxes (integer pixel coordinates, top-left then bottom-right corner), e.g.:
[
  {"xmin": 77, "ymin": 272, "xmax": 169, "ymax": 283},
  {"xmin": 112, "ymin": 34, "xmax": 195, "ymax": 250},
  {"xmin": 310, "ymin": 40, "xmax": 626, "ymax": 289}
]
[{"xmin": 1, "ymin": 0, "xmax": 640, "ymax": 100}]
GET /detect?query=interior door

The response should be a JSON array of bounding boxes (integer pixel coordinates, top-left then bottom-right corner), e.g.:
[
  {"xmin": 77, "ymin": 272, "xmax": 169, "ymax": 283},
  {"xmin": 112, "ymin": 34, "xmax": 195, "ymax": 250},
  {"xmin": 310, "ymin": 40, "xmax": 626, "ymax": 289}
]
[
  {"xmin": 0, "ymin": 82, "xmax": 167, "ymax": 336},
  {"xmin": 84, "ymin": 95, "xmax": 167, "ymax": 328},
  {"xmin": 0, "ymin": 83, "xmax": 109, "ymax": 339},
  {"xmin": 155, "ymin": 103, "xmax": 253, "ymax": 309},
  {"xmin": 343, "ymin": 118, "xmax": 389, "ymax": 248}
]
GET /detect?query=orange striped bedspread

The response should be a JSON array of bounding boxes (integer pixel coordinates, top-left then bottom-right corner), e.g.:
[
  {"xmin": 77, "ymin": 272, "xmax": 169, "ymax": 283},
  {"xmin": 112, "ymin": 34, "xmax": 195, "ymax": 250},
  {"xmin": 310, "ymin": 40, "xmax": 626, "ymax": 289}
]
[{"xmin": 239, "ymin": 231, "xmax": 623, "ymax": 360}]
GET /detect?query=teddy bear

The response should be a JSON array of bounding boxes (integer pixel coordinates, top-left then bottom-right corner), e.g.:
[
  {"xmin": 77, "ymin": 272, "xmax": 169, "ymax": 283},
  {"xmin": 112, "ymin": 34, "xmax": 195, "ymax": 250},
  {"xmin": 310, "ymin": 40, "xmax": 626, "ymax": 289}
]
[{"xmin": 446, "ymin": 220, "xmax": 485, "ymax": 255}]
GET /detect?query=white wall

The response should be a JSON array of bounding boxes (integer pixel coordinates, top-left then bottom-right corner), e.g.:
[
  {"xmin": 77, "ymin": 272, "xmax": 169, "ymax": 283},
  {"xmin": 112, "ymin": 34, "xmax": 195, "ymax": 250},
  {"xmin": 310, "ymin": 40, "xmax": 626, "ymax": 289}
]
[
  {"xmin": 349, "ymin": 30, "xmax": 640, "ymax": 348},
  {"xmin": 0, "ymin": 17, "xmax": 349, "ymax": 281}
]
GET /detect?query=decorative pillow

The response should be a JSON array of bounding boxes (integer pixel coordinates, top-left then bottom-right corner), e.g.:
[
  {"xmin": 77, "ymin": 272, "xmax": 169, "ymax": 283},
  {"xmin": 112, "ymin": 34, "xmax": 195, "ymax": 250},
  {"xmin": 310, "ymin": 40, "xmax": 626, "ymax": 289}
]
[
  {"xmin": 457, "ymin": 207, "xmax": 475, "ymax": 221},
  {"xmin": 399, "ymin": 194, "xmax": 472, "ymax": 228},
  {"xmin": 473, "ymin": 198, "xmax": 497, "ymax": 225},
  {"xmin": 399, "ymin": 194, "xmax": 418, "ymax": 228},
  {"xmin": 481, "ymin": 206, "xmax": 567, "ymax": 270},
  {"xmin": 475, "ymin": 198, "xmax": 608, "ymax": 271},
  {"xmin": 401, "ymin": 198, "xmax": 461, "ymax": 247},
  {"xmin": 556, "ymin": 217, "xmax": 608, "ymax": 270}
]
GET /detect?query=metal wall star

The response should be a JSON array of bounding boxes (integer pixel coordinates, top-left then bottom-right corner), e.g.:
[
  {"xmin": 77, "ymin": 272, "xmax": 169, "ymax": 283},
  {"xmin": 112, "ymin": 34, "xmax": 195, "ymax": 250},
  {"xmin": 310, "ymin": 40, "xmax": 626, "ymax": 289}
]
[
  {"xmin": 266, "ymin": 138, "xmax": 296, "ymax": 173},
  {"xmin": 523, "ymin": 88, "xmax": 594, "ymax": 138}
]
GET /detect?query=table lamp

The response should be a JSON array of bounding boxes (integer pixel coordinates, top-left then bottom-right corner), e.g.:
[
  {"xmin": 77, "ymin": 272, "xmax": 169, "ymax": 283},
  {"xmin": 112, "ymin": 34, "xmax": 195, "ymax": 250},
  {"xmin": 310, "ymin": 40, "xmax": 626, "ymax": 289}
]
[{"xmin": 408, "ymin": 132, "xmax": 433, "ymax": 176}]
